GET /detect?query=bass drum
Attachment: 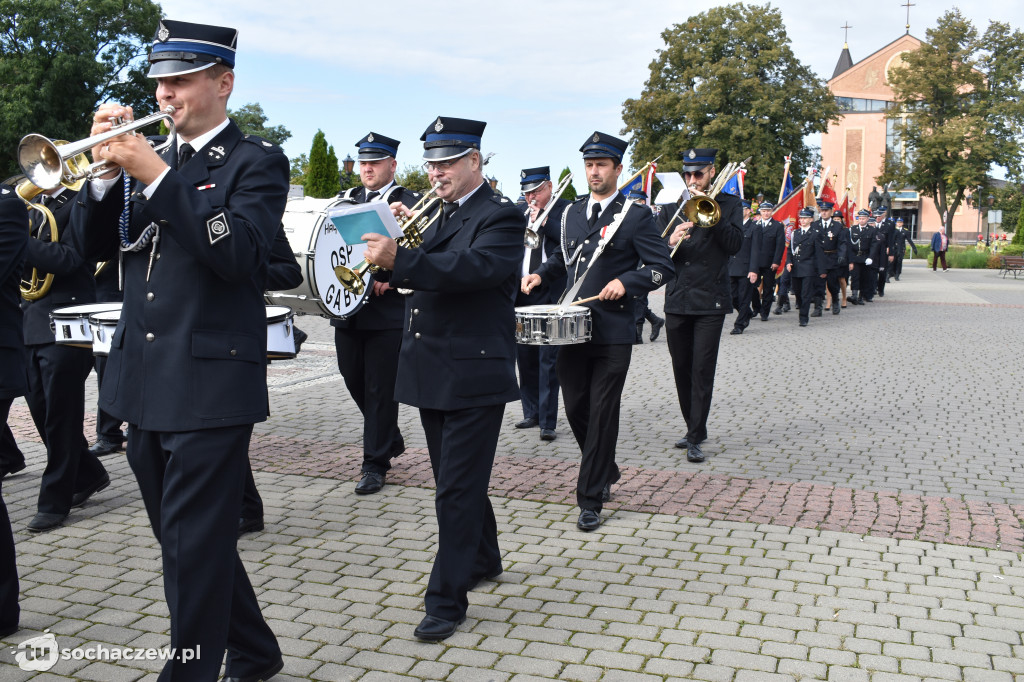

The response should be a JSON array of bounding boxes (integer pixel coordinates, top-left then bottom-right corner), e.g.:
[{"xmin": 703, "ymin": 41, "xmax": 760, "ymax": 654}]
[{"xmin": 265, "ymin": 196, "xmax": 372, "ymax": 318}]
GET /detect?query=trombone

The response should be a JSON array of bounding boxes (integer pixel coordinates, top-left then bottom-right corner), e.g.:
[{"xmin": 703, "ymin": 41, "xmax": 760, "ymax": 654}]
[
  {"xmin": 334, "ymin": 183, "xmax": 443, "ymax": 295},
  {"xmin": 661, "ymin": 157, "xmax": 751, "ymax": 257},
  {"xmin": 524, "ymin": 173, "xmax": 574, "ymax": 249},
  {"xmin": 18, "ymin": 106, "xmax": 177, "ymax": 190}
]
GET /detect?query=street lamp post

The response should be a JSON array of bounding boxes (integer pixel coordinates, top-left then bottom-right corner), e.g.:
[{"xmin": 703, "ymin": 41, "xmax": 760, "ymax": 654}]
[
  {"xmin": 339, "ymin": 154, "xmax": 355, "ymax": 190},
  {"xmin": 986, "ymin": 195, "xmax": 994, "ymax": 246}
]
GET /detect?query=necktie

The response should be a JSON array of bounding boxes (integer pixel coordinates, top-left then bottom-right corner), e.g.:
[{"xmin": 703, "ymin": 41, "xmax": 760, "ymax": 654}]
[
  {"xmin": 529, "ymin": 243, "xmax": 543, "ymax": 272},
  {"xmin": 365, "ymin": 190, "xmax": 380, "ymax": 201},
  {"xmin": 443, "ymin": 201, "xmax": 458, "ymax": 222},
  {"xmin": 178, "ymin": 143, "xmax": 194, "ymax": 169},
  {"xmin": 588, "ymin": 204, "xmax": 600, "ymax": 229}
]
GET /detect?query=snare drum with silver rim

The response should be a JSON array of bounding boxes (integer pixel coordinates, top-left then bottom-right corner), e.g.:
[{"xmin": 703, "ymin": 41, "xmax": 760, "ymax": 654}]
[
  {"xmin": 514, "ymin": 304, "xmax": 592, "ymax": 345},
  {"xmin": 266, "ymin": 305, "xmax": 296, "ymax": 359},
  {"xmin": 50, "ymin": 302, "xmax": 122, "ymax": 349},
  {"xmin": 265, "ymin": 196, "xmax": 372, "ymax": 318},
  {"xmin": 88, "ymin": 306, "xmax": 123, "ymax": 356}
]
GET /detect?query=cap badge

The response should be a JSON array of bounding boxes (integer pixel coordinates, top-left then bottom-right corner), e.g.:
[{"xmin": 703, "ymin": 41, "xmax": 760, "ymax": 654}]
[
  {"xmin": 157, "ymin": 23, "xmax": 170, "ymax": 41},
  {"xmin": 367, "ymin": 133, "xmax": 374, "ymax": 142},
  {"xmin": 592, "ymin": 133, "xmax": 600, "ymax": 143},
  {"xmin": 688, "ymin": 150, "xmax": 696, "ymax": 159},
  {"xmin": 520, "ymin": 171, "xmax": 526, "ymax": 178},
  {"xmin": 434, "ymin": 118, "xmax": 444, "ymax": 133}
]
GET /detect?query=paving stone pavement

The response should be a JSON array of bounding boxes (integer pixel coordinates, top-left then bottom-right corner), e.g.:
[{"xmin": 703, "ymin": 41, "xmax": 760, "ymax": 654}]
[{"xmin": 2, "ymin": 260, "xmax": 1023, "ymax": 681}]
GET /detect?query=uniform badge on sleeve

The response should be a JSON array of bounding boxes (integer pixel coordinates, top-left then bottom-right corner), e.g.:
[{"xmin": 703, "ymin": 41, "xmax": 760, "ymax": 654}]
[
  {"xmin": 206, "ymin": 212, "xmax": 230, "ymax": 245},
  {"xmin": 651, "ymin": 270, "xmax": 663, "ymax": 285}
]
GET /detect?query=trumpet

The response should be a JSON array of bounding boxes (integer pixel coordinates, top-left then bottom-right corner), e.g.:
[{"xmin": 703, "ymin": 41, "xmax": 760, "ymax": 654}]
[
  {"xmin": 334, "ymin": 183, "xmax": 443, "ymax": 294},
  {"xmin": 524, "ymin": 173, "xmax": 574, "ymax": 249},
  {"xmin": 18, "ymin": 106, "xmax": 177, "ymax": 190}
]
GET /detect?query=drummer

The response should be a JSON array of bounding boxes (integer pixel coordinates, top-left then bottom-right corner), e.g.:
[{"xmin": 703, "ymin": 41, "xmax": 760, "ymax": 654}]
[
  {"xmin": 20, "ymin": 184, "xmax": 109, "ymax": 532},
  {"xmin": 520, "ymin": 131, "xmax": 672, "ymax": 532}
]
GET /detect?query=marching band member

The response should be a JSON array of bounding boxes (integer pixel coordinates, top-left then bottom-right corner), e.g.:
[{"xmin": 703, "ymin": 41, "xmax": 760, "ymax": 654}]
[
  {"xmin": 67, "ymin": 20, "xmax": 288, "ymax": 680},
  {"xmin": 728, "ymin": 200, "xmax": 759, "ymax": 335},
  {"xmin": 787, "ymin": 207, "xmax": 827, "ymax": 326},
  {"xmin": 811, "ymin": 200, "xmax": 848, "ymax": 316},
  {"xmin": 660, "ymin": 148, "xmax": 741, "ymax": 463},
  {"xmin": 515, "ymin": 166, "xmax": 567, "ymax": 441},
  {"xmin": 332, "ymin": 133, "xmax": 419, "ymax": 495},
  {"xmin": 752, "ymin": 200, "xmax": 785, "ymax": 321},
  {"xmin": 21, "ymin": 185, "xmax": 109, "ymax": 532},
  {"xmin": 848, "ymin": 209, "xmax": 877, "ymax": 304},
  {"xmin": 522, "ymin": 132, "xmax": 672, "ymax": 531},
  {"xmin": 0, "ymin": 183, "xmax": 28, "ymax": 637},
  {"xmin": 363, "ymin": 116, "xmax": 524, "ymax": 641}
]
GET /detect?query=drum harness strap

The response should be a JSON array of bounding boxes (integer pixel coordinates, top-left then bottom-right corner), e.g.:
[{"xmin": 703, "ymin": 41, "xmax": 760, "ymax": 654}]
[{"xmin": 558, "ymin": 199, "xmax": 635, "ymax": 307}]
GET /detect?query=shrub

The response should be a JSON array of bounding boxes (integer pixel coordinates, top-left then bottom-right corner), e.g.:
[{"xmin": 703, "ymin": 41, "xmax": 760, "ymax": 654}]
[
  {"xmin": 945, "ymin": 248, "xmax": 990, "ymax": 269},
  {"xmin": 1000, "ymin": 243, "xmax": 1024, "ymax": 256}
]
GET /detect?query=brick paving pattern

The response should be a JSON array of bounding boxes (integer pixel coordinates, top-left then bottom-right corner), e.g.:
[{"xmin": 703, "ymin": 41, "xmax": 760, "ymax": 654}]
[{"xmin": 2, "ymin": 260, "xmax": 1023, "ymax": 680}]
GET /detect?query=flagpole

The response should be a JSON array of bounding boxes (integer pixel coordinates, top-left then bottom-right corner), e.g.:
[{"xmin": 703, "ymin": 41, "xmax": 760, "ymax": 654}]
[
  {"xmin": 816, "ymin": 166, "xmax": 831, "ymax": 200},
  {"xmin": 777, "ymin": 155, "xmax": 791, "ymax": 206},
  {"xmin": 618, "ymin": 155, "xmax": 662, "ymax": 192}
]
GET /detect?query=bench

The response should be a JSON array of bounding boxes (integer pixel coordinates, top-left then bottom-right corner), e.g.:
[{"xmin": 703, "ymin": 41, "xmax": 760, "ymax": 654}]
[{"xmin": 999, "ymin": 256, "xmax": 1024, "ymax": 279}]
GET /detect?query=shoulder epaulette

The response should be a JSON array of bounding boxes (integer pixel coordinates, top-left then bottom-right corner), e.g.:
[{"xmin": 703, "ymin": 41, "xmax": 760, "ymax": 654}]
[{"xmin": 241, "ymin": 134, "xmax": 283, "ymax": 154}]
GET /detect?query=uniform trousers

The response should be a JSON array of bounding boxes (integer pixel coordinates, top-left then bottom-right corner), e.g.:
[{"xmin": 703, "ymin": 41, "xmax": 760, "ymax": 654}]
[
  {"xmin": 665, "ymin": 314, "xmax": 725, "ymax": 445},
  {"xmin": 0, "ymin": 421, "xmax": 23, "ymax": 473},
  {"xmin": 893, "ymin": 251, "xmax": 905, "ymax": 277},
  {"xmin": 0, "ymin": 399, "xmax": 19, "ymax": 633},
  {"xmin": 730, "ymin": 277, "xmax": 754, "ymax": 331},
  {"xmin": 556, "ymin": 343, "xmax": 631, "ymax": 512},
  {"xmin": 240, "ymin": 461, "xmax": 262, "ymax": 521},
  {"xmin": 757, "ymin": 267, "xmax": 778, "ymax": 317},
  {"xmin": 850, "ymin": 263, "xmax": 875, "ymax": 300},
  {"xmin": 25, "ymin": 343, "xmax": 106, "ymax": 515},
  {"xmin": 815, "ymin": 267, "xmax": 841, "ymax": 304},
  {"xmin": 516, "ymin": 343, "xmax": 559, "ymax": 429},
  {"xmin": 420, "ymin": 405, "xmax": 504, "ymax": 622},
  {"xmin": 876, "ymin": 266, "xmax": 889, "ymax": 295},
  {"xmin": 791, "ymin": 275, "xmax": 817, "ymax": 323},
  {"xmin": 93, "ymin": 354, "xmax": 124, "ymax": 444},
  {"xmin": 334, "ymin": 327, "xmax": 404, "ymax": 474},
  {"xmin": 776, "ymin": 268, "xmax": 792, "ymax": 300},
  {"xmin": 127, "ymin": 425, "xmax": 280, "ymax": 681}
]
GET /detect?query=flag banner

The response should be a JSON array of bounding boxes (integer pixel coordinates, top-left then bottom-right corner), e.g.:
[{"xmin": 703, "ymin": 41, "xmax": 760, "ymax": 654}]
[
  {"xmin": 773, "ymin": 180, "xmax": 807, "ymax": 273},
  {"xmin": 654, "ymin": 172, "xmax": 687, "ymax": 205},
  {"xmin": 720, "ymin": 168, "xmax": 746, "ymax": 198}
]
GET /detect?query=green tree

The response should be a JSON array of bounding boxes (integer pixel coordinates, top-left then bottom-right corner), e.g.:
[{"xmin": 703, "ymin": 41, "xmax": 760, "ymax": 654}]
[
  {"xmin": 0, "ymin": 0, "xmax": 162, "ymax": 177},
  {"xmin": 290, "ymin": 153, "xmax": 308, "ymax": 185},
  {"xmin": 227, "ymin": 103, "xmax": 291, "ymax": 146},
  {"xmin": 558, "ymin": 167, "xmax": 578, "ymax": 202},
  {"xmin": 621, "ymin": 3, "xmax": 839, "ymax": 191},
  {"xmin": 880, "ymin": 10, "xmax": 1024, "ymax": 234},
  {"xmin": 1014, "ymin": 203, "xmax": 1024, "ymax": 245},
  {"xmin": 304, "ymin": 130, "xmax": 339, "ymax": 198},
  {"xmin": 396, "ymin": 164, "xmax": 431, "ymax": 193}
]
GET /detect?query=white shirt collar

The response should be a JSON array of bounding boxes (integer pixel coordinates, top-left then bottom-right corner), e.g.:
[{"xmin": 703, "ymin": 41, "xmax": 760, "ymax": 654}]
[
  {"xmin": 177, "ymin": 117, "xmax": 231, "ymax": 156},
  {"xmin": 453, "ymin": 180, "xmax": 485, "ymax": 207},
  {"xmin": 366, "ymin": 181, "xmax": 395, "ymax": 198}
]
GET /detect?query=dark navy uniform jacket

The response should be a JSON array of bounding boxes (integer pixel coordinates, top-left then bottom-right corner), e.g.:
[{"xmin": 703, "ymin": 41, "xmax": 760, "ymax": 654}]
[
  {"xmin": 848, "ymin": 224, "xmax": 876, "ymax": 264},
  {"xmin": 789, "ymin": 227, "xmax": 827, "ymax": 277},
  {"xmin": 811, "ymin": 217, "xmax": 849, "ymax": 269},
  {"xmin": 331, "ymin": 184, "xmax": 422, "ymax": 331},
  {"xmin": 391, "ymin": 183, "xmax": 525, "ymax": 411},
  {"xmin": 0, "ymin": 185, "xmax": 28, "ymax": 400},
  {"xmin": 265, "ymin": 224, "xmax": 302, "ymax": 292},
  {"xmin": 518, "ymin": 197, "xmax": 569, "ymax": 306},
  {"xmin": 536, "ymin": 194, "xmax": 673, "ymax": 345},
  {"xmin": 754, "ymin": 217, "xmax": 786, "ymax": 268},
  {"xmin": 877, "ymin": 218, "xmax": 896, "ymax": 253},
  {"xmin": 22, "ymin": 189, "xmax": 97, "ymax": 345},
  {"xmin": 68, "ymin": 121, "xmax": 290, "ymax": 431},
  {"xmin": 659, "ymin": 191, "xmax": 742, "ymax": 316},
  {"xmin": 728, "ymin": 217, "xmax": 760, "ymax": 277}
]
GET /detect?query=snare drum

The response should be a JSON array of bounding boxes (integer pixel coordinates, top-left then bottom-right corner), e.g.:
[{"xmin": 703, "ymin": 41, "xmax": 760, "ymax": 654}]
[
  {"xmin": 50, "ymin": 302, "xmax": 122, "ymax": 349},
  {"xmin": 264, "ymin": 196, "xmax": 372, "ymax": 318},
  {"xmin": 266, "ymin": 305, "xmax": 296, "ymax": 360},
  {"xmin": 88, "ymin": 307, "xmax": 123, "ymax": 356},
  {"xmin": 514, "ymin": 305, "xmax": 592, "ymax": 345}
]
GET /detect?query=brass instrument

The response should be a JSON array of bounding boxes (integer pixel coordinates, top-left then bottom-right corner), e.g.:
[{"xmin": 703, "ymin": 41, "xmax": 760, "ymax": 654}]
[
  {"xmin": 18, "ymin": 106, "xmax": 176, "ymax": 190},
  {"xmin": 524, "ymin": 173, "xmax": 574, "ymax": 249},
  {"xmin": 6, "ymin": 169, "xmax": 85, "ymax": 301},
  {"xmin": 665, "ymin": 157, "xmax": 751, "ymax": 257},
  {"xmin": 334, "ymin": 183, "xmax": 443, "ymax": 294}
]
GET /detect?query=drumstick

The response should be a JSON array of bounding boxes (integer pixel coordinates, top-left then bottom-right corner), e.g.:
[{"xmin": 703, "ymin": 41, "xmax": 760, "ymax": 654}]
[{"xmin": 572, "ymin": 294, "xmax": 602, "ymax": 305}]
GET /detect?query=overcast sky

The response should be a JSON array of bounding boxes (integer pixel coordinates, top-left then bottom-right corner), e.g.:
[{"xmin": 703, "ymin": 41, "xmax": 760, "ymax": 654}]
[{"xmin": 159, "ymin": 0, "xmax": 1024, "ymax": 194}]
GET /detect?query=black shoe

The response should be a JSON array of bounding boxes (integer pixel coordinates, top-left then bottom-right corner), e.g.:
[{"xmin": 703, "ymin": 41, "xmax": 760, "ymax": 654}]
[
  {"xmin": 600, "ymin": 484, "xmax": 611, "ymax": 503},
  {"xmin": 221, "ymin": 657, "xmax": 284, "ymax": 682},
  {"xmin": 782, "ymin": 303, "xmax": 791, "ymax": 312},
  {"xmin": 414, "ymin": 614, "xmax": 465, "ymax": 641},
  {"xmin": 686, "ymin": 442, "xmax": 706, "ymax": 463},
  {"xmin": 895, "ymin": 275, "xmax": 900, "ymax": 281},
  {"xmin": 515, "ymin": 418, "xmax": 538, "ymax": 429},
  {"xmin": 540, "ymin": 429, "xmax": 556, "ymax": 441},
  {"xmin": 864, "ymin": 297, "xmax": 873, "ymax": 303},
  {"xmin": 832, "ymin": 303, "xmax": 840, "ymax": 315},
  {"xmin": 649, "ymin": 316, "xmax": 665, "ymax": 342},
  {"xmin": 577, "ymin": 509, "xmax": 601, "ymax": 531},
  {"xmin": 238, "ymin": 517, "xmax": 264, "ymax": 535},
  {"xmin": 810, "ymin": 307, "xmax": 822, "ymax": 318},
  {"xmin": 88, "ymin": 439, "xmax": 122, "ymax": 457},
  {"xmin": 799, "ymin": 321, "xmax": 808, "ymax": 327},
  {"xmin": 772, "ymin": 305, "xmax": 783, "ymax": 315},
  {"xmin": 71, "ymin": 472, "xmax": 110, "ymax": 508},
  {"xmin": 877, "ymin": 292, "xmax": 885, "ymax": 297},
  {"xmin": 729, "ymin": 328, "xmax": 743, "ymax": 335},
  {"xmin": 27, "ymin": 512, "xmax": 67, "ymax": 532},
  {"xmin": 355, "ymin": 471, "xmax": 385, "ymax": 495},
  {"xmin": 674, "ymin": 438, "xmax": 689, "ymax": 449},
  {"xmin": 760, "ymin": 314, "xmax": 769, "ymax": 321},
  {"xmin": 0, "ymin": 461, "xmax": 25, "ymax": 479},
  {"xmin": 293, "ymin": 326, "xmax": 308, "ymax": 353}
]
